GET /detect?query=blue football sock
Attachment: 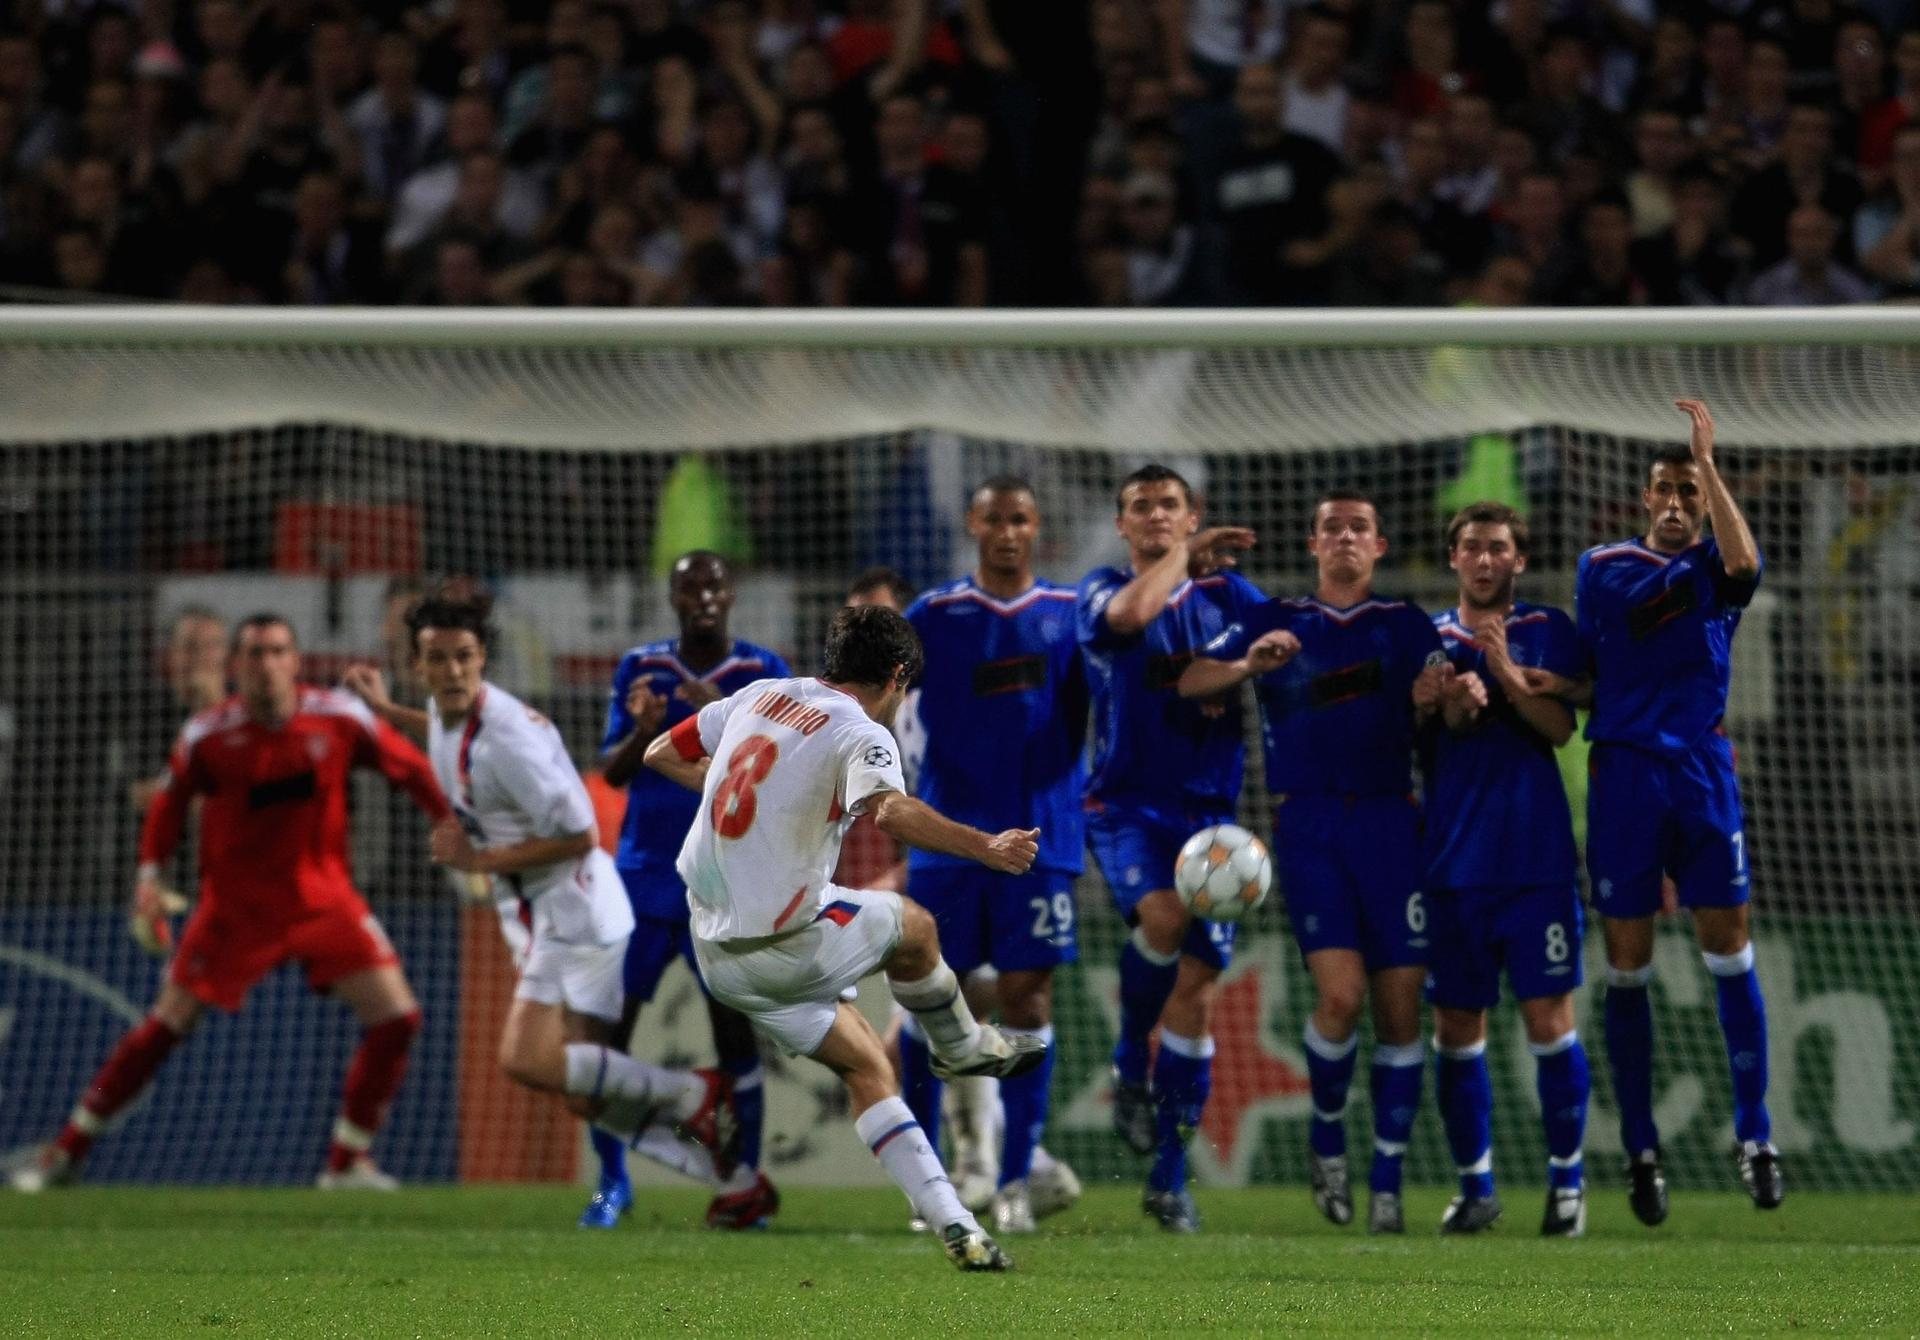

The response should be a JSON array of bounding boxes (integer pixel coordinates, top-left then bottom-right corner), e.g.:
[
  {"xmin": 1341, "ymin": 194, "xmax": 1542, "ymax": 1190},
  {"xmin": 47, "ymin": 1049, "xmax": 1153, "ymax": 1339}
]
[
  {"xmin": 1704, "ymin": 946, "xmax": 1772, "ymax": 1145},
  {"xmin": 1531, "ymin": 1029, "xmax": 1590, "ymax": 1191},
  {"xmin": 1604, "ymin": 966, "xmax": 1660, "ymax": 1157},
  {"xmin": 1303, "ymin": 1020, "xmax": 1358, "ymax": 1160},
  {"xmin": 898, "ymin": 1015, "xmax": 944, "ymax": 1156},
  {"xmin": 1369, "ymin": 1040, "xmax": 1424, "ymax": 1195},
  {"xmin": 589, "ymin": 1124, "xmax": 627, "ymax": 1186},
  {"xmin": 723, "ymin": 1055, "xmax": 766, "ymax": 1171},
  {"xmin": 1115, "ymin": 931, "xmax": 1180, "ymax": 1088},
  {"xmin": 999, "ymin": 1025, "xmax": 1054, "ymax": 1188},
  {"xmin": 1435, "ymin": 1040, "xmax": 1494, "ymax": 1200},
  {"xmin": 1148, "ymin": 1030, "xmax": 1213, "ymax": 1194}
]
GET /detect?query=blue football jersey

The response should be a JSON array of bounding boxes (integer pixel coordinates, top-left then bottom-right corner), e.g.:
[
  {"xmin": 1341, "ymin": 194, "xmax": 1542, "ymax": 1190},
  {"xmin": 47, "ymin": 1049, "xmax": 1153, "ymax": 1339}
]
[
  {"xmin": 1422, "ymin": 602, "xmax": 1582, "ymax": 890},
  {"xmin": 602, "ymin": 639, "xmax": 791, "ymax": 872},
  {"xmin": 905, "ymin": 577, "xmax": 1087, "ymax": 875},
  {"xmin": 1206, "ymin": 594, "xmax": 1442, "ymax": 797},
  {"xmin": 1078, "ymin": 567, "xmax": 1264, "ymax": 811},
  {"xmin": 1577, "ymin": 536, "xmax": 1760, "ymax": 756}
]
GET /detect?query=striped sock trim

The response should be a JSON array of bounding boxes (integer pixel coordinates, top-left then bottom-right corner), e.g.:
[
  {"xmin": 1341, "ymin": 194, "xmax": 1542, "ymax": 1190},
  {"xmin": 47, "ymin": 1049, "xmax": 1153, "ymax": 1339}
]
[
  {"xmin": 1457, "ymin": 1151, "xmax": 1493, "ymax": 1176},
  {"xmin": 69, "ymin": 1105, "xmax": 106, "ymax": 1135},
  {"xmin": 1527, "ymin": 1030, "xmax": 1580, "ymax": 1058},
  {"xmin": 1548, "ymin": 1154, "xmax": 1584, "ymax": 1170},
  {"xmin": 729, "ymin": 1062, "xmax": 766, "ymax": 1092},
  {"xmin": 868, "ymin": 1121, "xmax": 919, "ymax": 1156},
  {"xmin": 1702, "ymin": 944, "xmax": 1756, "ymax": 977},
  {"xmin": 1130, "ymin": 926, "xmax": 1181, "ymax": 967},
  {"xmin": 591, "ymin": 1047, "xmax": 609, "ymax": 1102},
  {"xmin": 1606, "ymin": 964, "xmax": 1654, "ymax": 988},
  {"xmin": 1374, "ymin": 1139, "xmax": 1409, "ymax": 1158},
  {"xmin": 1438, "ymin": 1038, "xmax": 1487, "ymax": 1061},
  {"xmin": 1374, "ymin": 1040, "xmax": 1425, "ymax": 1069},
  {"xmin": 1159, "ymin": 1029, "xmax": 1214, "ymax": 1060},
  {"xmin": 1303, "ymin": 1020, "xmax": 1359, "ymax": 1062},
  {"xmin": 1312, "ymin": 1105, "xmax": 1347, "ymax": 1123}
]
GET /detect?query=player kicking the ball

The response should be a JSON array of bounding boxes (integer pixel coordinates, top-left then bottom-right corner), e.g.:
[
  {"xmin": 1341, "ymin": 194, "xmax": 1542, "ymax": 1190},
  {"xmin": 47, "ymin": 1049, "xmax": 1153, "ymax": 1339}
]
[
  {"xmin": 13, "ymin": 615, "xmax": 447, "ymax": 1191},
  {"xmin": 642, "ymin": 604, "xmax": 1047, "ymax": 1272},
  {"xmin": 1574, "ymin": 399, "xmax": 1782, "ymax": 1218},
  {"xmin": 349, "ymin": 590, "xmax": 740, "ymax": 1192}
]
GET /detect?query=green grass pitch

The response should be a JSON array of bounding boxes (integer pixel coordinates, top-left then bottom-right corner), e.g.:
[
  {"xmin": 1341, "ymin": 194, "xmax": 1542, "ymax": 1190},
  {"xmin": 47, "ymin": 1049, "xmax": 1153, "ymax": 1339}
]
[{"xmin": 3, "ymin": 1185, "xmax": 1915, "ymax": 1337}]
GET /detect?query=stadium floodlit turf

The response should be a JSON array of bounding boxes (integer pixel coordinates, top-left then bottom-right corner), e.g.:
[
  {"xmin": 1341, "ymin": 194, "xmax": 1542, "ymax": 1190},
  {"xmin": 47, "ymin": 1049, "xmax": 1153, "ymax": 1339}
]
[{"xmin": 3, "ymin": 1185, "xmax": 1914, "ymax": 1336}]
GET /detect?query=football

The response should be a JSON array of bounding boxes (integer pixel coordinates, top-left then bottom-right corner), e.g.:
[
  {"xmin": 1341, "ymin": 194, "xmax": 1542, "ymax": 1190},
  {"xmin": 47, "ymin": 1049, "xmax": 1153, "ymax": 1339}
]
[{"xmin": 1173, "ymin": 823, "xmax": 1273, "ymax": 923}]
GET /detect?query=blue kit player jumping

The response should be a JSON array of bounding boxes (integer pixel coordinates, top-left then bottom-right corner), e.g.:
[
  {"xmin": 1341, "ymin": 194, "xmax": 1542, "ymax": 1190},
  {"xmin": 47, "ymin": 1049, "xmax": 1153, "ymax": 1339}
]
[
  {"xmin": 596, "ymin": 550, "xmax": 790, "ymax": 1230},
  {"xmin": 1422, "ymin": 503, "xmax": 1592, "ymax": 1238},
  {"xmin": 1575, "ymin": 399, "xmax": 1782, "ymax": 1220},
  {"xmin": 1079, "ymin": 464, "xmax": 1262, "ymax": 1233},
  {"xmin": 901, "ymin": 476, "xmax": 1088, "ymax": 1235},
  {"xmin": 1181, "ymin": 490, "xmax": 1443, "ymax": 1235}
]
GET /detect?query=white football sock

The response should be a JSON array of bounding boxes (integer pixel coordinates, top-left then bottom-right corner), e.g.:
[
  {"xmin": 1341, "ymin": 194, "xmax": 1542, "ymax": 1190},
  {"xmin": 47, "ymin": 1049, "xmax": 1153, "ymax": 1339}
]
[
  {"xmin": 629, "ymin": 1121, "xmax": 717, "ymax": 1184},
  {"xmin": 944, "ymin": 1074, "xmax": 1002, "ymax": 1176},
  {"xmin": 855, "ymin": 1096, "xmax": 977, "ymax": 1234},
  {"xmin": 564, "ymin": 1044, "xmax": 705, "ymax": 1131},
  {"xmin": 888, "ymin": 961, "xmax": 982, "ymax": 1063}
]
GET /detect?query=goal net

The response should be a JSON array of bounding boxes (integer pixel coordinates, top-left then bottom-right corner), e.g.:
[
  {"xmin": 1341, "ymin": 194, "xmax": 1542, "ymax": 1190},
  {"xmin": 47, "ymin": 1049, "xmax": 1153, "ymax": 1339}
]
[{"xmin": 0, "ymin": 309, "xmax": 1914, "ymax": 1195}]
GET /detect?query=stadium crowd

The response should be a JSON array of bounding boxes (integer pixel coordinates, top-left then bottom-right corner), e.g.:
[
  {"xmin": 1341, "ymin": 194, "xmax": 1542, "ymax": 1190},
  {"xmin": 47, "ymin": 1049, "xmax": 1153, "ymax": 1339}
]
[{"xmin": 2, "ymin": 0, "xmax": 1919, "ymax": 307}]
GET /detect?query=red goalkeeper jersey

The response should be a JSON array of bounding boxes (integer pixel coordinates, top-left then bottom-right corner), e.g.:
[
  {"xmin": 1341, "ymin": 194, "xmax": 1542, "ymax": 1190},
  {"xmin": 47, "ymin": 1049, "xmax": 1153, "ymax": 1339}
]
[{"xmin": 141, "ymin": 687, "xmax": 450, "ymax": 928}]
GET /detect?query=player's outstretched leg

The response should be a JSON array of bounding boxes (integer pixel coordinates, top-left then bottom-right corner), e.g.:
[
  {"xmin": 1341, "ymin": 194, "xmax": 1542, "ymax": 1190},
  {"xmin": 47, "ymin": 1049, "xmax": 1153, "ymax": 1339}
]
[
  {"xmin": 1700, "ymin": 937, "xmax": 1780, "ymax": 1208},
  {"xmin": 705, "ymin": 997, "xmax": 778, "ymax": 1228},
  {"xmin": 1434, "ymin": 1033, "xmax": 1501, "ymax": 1235},
  {"xmin": 887, "ymin": 936, "xmax": 1045, "ymax": 1083},
  {"xmin": 581, "ymin": 1127, "xmax": 633, "ymax": 1228},
  {"xmin": 944, "ymin": 1073, "xmax": 1001, "ymax": 1213},
  {"xmin": 1142, "ymin": 1028, "xmax": 1210, "ymax": 1233},
  {"xmin": 1302, "ymin": 1020, "xmax": 1357, "ymax": 1225},
  {"xmin": 1601, "ymin": 953, "xmax": 1666, "ymax": 1226},
  {"xmin": 1112, "ymin": 928, "xmax": 1180, "ymax": 1155},
  {"xmin": 13, "ymin": 1001, "xmax": 192, "ymax": 1190},
  {"xmin": 320, "ymin": 1008, "xmax": 422, "ymax": 1190},
  {"xmin": 899, "ymin": 1015, "xmax": 946, "ymax": 1163},
  {"xmin": 1532, "ymin": 1028, "xmax": 1591, "ymax": 1237}
]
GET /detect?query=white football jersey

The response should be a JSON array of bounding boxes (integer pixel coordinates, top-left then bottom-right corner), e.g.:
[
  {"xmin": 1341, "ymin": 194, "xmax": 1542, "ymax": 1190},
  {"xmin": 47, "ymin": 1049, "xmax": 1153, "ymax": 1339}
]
[
  {"xmin": 428, "ymin": 682, "xmax": 634, "ymax": 947},
  {"xmin": 675, "ymin": 676, "xmax": 906, "ymax": 942}
]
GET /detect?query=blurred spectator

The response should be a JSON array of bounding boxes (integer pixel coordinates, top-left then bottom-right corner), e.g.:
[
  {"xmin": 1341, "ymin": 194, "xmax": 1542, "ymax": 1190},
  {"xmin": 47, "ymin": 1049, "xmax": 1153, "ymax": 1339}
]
[
  {"xmin": 1511, "ymin": 27, "xmax": 1623, "ymax": 169},
  {"xmin": 1634, "ymin": 163, "xmax": 1750, "ymax": 305},
  {"xmin": 1746, "ymin": 204, "xmax": 1876, "ymax": 303},
  {"xmin": 1832, "ymin": 15, "xmax": 1889, "ymax": 174},
  {"xmin": 279, "ymin": 169, "xmax": 382, "ymax": 303},
  {"xmin": 1327, "ymin": 200, "xmax": 1446, "ymax": 306},
  {"xmin": 1210, "ymin": 62, "xmax": 1340, "ymax": 304},
  {"xmin": 1731, "ymin": 102, "xmax": 1863, "ymax": 267},
  {"xmin": 1281, "ymin": 5, "xmax": 1351, "ymax": 157},
  {"xmin": 1160, "ymin": 0, "xmax": 1286, "ymax": 102},
  {"xmin": 1861, "ymin": 27, "xmax": 1920, "ymax": 177},
  {"xmin": 1626, "ymin": 107, "xmax": 1691, "ymax": 239},
  {"xmin": 1434, "ymin": 92, "xmax": 1499, "ymax": 218},
  {"xmin": 1498, "ymin": 170, "xmax": 1576, "ymax": 297},
  {"xmin": 1546, "ymin": 189, "xmax": 1648, "ymax": 305},
  {"xmin": 387, "ymin": 92, "xmax": 544, "ymax": 256},
  {"xmin": 347, "ymin": 31, "xmax": 445, "ymax": 202},
  {"xmin": 846, "ymin": 90, "xmax": 987, "ymax": 306},
  {"xmin": 1854, "ymin": 123, "xmax": 1920, "ymax": 297},
  {"xmin": 421, "ymin": 233, "xmax": 495, "ymax": 305},
  {"xmin": 1118, "ymin": 168, "xmax": 1210, "ymax": 305}
]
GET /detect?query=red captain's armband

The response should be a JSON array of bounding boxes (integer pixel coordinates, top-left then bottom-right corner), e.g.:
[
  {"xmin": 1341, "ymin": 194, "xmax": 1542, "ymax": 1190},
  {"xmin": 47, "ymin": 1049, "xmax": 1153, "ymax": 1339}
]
[{"xmin": 668, "ymin": 716, "xmax": 707, "ymax": 762}]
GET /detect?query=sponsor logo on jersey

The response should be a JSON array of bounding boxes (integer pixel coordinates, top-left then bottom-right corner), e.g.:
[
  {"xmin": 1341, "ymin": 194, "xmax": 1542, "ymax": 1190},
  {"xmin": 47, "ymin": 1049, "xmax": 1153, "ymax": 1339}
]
[
  {"xmin": 971, "ymin": 655, "xmax": 1047, "ymax": 697},
  {"xmin": 1308, "ymin": 659, "xmax": 1384, "ymax": 708},
  {"xmin": 1145, "ymin": 651, "xmax": 1194, "ymax": 691},
  {"xmin": 248, "ymin": 770, "xmax": 317, "ymax": 809},
  {"xmin": 1627, "ymin": 580, "xmax": 1699, "ymax": 639}
]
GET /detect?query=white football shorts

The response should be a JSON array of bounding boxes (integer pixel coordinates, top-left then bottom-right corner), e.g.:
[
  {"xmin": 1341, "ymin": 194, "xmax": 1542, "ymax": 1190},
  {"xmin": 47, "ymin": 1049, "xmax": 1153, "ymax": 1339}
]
[
  {"xmin": 513, "ymin": 933, "xmax": 626, "ymax": 1023},
  {"xmin": 693, "ymin": 885, "xmax": 904, "ymax": 1056}
]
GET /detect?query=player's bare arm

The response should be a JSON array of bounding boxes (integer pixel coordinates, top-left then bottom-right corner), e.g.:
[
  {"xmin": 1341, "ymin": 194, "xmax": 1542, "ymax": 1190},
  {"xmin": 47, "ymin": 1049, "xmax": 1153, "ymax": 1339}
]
[
  {"xmin": 1475, "ymin": 618, "xmax": 1575, "ymax": 746},
  {"xmin": 641, "ymin": 727, "xmax": 711, "ymax": 792},
  {"xmin": 1177, "ymin": 628, "xmax": 1299, "ymax": 697},
  {"xmin": 1105, "ymin": 526, "xmax": 1256, "ymax": 634},
  {"xmin": 1676, "ymin": 397, "xmax": 1760, "ymax": 579},
  {"xmin": 429, "ymin": 818, "xmax": 594, "ymax": 875},
  {"xmin": 343, "ymin": 664, "xmax": 429, "ymax": 739},
  {"xmin": 602, "ymin": 678, "xmax": 670, "ymax": 786},
  {"xmin": 1518, "ymin": 666, "xmax": 1593, "ymax": 709},
  {"xmin": 869, "ymin": 790, "xmax": 1039, "ymax": 874}
]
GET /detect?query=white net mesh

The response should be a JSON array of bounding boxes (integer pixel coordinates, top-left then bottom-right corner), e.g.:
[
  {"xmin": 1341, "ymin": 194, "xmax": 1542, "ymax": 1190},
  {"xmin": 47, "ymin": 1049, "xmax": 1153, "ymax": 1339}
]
[{"xmin": 0, "ymin": 310, "xmax": 1915, "ymax": 1193}]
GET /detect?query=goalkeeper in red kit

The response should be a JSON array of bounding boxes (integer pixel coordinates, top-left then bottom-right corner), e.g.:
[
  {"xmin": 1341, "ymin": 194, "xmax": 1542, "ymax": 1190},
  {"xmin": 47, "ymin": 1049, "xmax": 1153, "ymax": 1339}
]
[{"xmin": 11, "ymin": 614, "xmax": 451, "ymax": 1190}]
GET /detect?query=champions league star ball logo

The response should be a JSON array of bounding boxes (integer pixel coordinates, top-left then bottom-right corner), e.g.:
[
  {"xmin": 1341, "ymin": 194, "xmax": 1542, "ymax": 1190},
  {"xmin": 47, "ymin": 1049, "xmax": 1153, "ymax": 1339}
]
[{"xmin": 862, "ymin": 745, "xmax": 893, "ymax": 769}]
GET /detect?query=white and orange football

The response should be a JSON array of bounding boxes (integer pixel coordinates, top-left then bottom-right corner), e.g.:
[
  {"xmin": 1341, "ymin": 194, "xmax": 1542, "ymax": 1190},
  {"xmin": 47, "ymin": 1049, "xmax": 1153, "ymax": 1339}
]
[{"xmin": 1173, "ymin": 823, "xmax": 1272, "ymax": 923}]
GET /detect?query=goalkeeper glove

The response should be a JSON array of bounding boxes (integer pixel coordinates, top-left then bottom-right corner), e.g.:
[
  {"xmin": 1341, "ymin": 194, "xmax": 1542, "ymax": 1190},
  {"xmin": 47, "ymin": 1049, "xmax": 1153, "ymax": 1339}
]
[{"xmin": 130, "ymin": 863, "xmax": 188, "ymax": 955}]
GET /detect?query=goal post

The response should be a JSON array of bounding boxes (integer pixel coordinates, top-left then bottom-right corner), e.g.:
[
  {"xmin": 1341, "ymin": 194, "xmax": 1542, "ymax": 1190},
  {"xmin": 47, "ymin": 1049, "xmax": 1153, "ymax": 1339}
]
[{"xmin": 0, "ymin": 307, "xmax": 1914, "ymax": 1194}]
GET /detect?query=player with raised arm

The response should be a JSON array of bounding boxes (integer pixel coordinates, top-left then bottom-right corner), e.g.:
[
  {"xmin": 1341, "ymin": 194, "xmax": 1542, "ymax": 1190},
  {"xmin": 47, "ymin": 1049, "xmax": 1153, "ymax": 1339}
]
[
  {"xmin": 642, "ymin": 604, "xmax": 1049, "ymax": 1272},
  {"xmin": 1421, "ymin": 503, "xmax": 1593, "ymax": 1237},
  {"xmin": 1179, "ymin": 490, "xmax": 1447, "ymax": 1235},
  {"xmin": 595, "ymin": 551, "xmax": 790, "ymax": 1229},
  {"xmin": 349, "ymin": 591, "xmax": 741, "ymax": 1195},
  {"xmin": 1577, "ymin": 399, "xmax": 1782, "ymax": 1218},
  {"xmin": 13, "ymin": 615, "xmax": 447, "ymax": 1192},
  {"xmin": 902, "ymin": 477, "xmax": 1087, "ymax": 1234},
  {"xmin": 1078, "ymin": 464, "xmax": 1262, "ymax": 1233}
]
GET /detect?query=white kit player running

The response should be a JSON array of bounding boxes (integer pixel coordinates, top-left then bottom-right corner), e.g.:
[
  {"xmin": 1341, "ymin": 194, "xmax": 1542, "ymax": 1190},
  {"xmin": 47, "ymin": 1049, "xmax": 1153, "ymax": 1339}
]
[
  {"xmin": 642, "ymin": 605, "xmax": 1048, "ymax": 1272},
  {"xmin": 348, "ymin": 589, "xmax": 740, "ymax": 1182}
]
